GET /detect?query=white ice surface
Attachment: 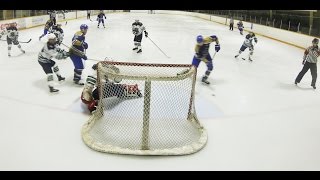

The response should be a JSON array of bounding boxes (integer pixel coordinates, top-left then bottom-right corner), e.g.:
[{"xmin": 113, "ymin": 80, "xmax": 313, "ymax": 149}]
[{"xmin": 0, "ymin": 12, "xmax": 320, "ymax": 170}]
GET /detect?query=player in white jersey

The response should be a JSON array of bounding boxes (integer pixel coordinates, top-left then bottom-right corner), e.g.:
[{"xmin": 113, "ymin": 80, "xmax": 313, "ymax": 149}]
[
  {"xmin": 48, "ymin": 10, "xmax": 57, "ymax": 25},
  {"xmin": 51, "ymin": 24, "xmax": 64, "ymax": 45},
  {"xmin": 234, "ymin": 32, "xmax": 258, "ymax": 61},
  {"xmin": 38, "ymin": 34, "xmax": 69, "ymax": 93},
  {"xmin": 132, "ymin": 19, "xmax": 148, "ymax": 53},
  {"xmin": 81, "ymin": 63, "xmax": 142, "ymax": 113},
  {"xmin": 0, "ymin": 23, "xmax": 25, "ymax": 57}
]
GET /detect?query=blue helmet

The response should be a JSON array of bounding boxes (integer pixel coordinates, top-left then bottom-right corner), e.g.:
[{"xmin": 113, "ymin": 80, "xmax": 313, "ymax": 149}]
[
  {"xmin": 80, "ymin": 24, "xmax": 88, "ymax": 30},
  {"xmin": 197, "ymin": 35, "xmax": 203, "ymax": 43}
]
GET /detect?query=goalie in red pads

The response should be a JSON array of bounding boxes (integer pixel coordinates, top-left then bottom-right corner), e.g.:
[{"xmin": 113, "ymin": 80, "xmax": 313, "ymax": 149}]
[{"xmin": 81, "ymin": 63, "xmax": 143, "ymax": 113}]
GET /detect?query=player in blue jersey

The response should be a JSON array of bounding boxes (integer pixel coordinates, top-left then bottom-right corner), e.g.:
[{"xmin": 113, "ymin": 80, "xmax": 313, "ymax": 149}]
[
  {"xmin": 237, "ymin": 20, "xmax": 244, "ymax": 35},
  {"xmin": 97, "ymin": 10, "xmax": 106, "ymax": 28},
  {"xmin": 69, "ymin": 24, "xmax": 89, "ymax": 85},
  {"xmin": 192, "ymin": 35, "xmax": 220, "ymax": 84}
]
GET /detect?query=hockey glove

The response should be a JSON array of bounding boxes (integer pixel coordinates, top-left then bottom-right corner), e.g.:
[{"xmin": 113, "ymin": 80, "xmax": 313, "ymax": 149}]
[
  {"xmin": 145, "ymin": 31, "xmax": 148, "ymax": 38},
  {"xmin": 82, "ymin": 42, "xmax": 88, "ymax": 49},
  {"xmin": 302, "ymin": 59, "xmax": 306, "ymax": 65},
  {"xmin": 215, "ymin": 44, "xmax": 220, "ymax": 52},
  {"xmin": 83, "ymin": 55, "xmax": 88, "ymax": 60}
]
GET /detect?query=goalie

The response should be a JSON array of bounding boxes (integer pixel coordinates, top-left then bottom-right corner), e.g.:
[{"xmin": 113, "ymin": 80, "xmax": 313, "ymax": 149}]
[{"xmin": 81, "ymin": 63, "xmax": 143, "ymax": 113}]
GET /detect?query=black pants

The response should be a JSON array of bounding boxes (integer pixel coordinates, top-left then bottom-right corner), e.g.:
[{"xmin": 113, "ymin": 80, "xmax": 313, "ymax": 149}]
[
  {"xmin": 229, "ymin": 23, "xmax": 234, "ymax": 30},
  {"xmin": 93, "ymin": 83, "xmax": 128, "ymax": 101},
  {"xmin": 52, "ymin": 17, "xmax": 56, "ymax": 25},
  {"xmin": 134, "ymin": 34, "xmax": 143, "ymax": 42},
  {"xmin": 295, "ymin": 61, "xmax": 317, "ymax": 86},
  {"xmin": 38, "ymin": 60, "xmax": 56, "ymax": 74},
  {"xmin": 87, "ymin": 14, "xmax": 90, "ymax": 19}
]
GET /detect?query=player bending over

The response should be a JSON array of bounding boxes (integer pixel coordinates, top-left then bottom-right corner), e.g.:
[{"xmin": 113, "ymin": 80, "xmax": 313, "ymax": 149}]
[
  {"xmin": 192, "ymin": 35, "xmax": 220, "ymax": 84},
  {"xmin": 81, "ymin": 63, "xmax": 143, "ymax": 113}
]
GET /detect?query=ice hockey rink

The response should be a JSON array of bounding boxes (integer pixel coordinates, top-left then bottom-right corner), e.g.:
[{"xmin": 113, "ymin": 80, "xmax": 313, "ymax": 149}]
[{"xmin": 1, "ymin": 11, "xmax": 320, "ymax": 171}]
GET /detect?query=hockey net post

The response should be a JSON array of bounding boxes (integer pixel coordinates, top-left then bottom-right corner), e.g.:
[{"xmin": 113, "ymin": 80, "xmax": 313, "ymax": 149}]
[{"xmin": 81, "ymin": 61, "xmax": 207, "ymax": 155}]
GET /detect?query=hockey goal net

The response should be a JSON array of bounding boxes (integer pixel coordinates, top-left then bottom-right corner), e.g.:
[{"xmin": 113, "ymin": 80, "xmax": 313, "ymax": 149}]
[{"xmin": 81, "ymin": 61, "xmax": 207, "ymax": 155}]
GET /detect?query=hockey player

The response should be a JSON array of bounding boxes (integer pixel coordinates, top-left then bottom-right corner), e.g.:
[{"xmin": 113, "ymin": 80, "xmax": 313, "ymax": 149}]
[
  {"xmin": 192, "ymin": 35, "xmax": 220, "ymax": 84},
  {"xmin": 38, "ymin": 33, "xmax": 69, "ymax": 93},
  {"xmin": 51, "ymin": 24, "xmax": 64, "ymax": 45},
  {"xmin": 234, "ymin": 32, "xmax": 258, "ymax": 61},
  {"xmin": 295, "ymin": 38, "xmax": 320, "ymax": 89},
  {"xmin": 0, "ymin": 23, "xmax": 25, "ymax": 57},
  {"xmin": 97, "ymin": 10, "xmax": 106, "ymax": 28},
  {"xmin": 48, "ymin": 10, "xmax": 57, "ymax": 25},
  {"xmin": 132, "ymin": 19, "xmax": 148, "ymax": 53},
  {"xmin": 81, "ymin": 63, "xmax": 142, "ymax": 113},
  {"xmin": 237, "ymin": 20, "xmax": 244, "ymax": 35},
  {"xmin": 69, "ymin": 24, "xmax": 89, "ymax": 85},
  {"xmin": 39, "ymin": 19, "xmax": 54, "ymax": 40}
]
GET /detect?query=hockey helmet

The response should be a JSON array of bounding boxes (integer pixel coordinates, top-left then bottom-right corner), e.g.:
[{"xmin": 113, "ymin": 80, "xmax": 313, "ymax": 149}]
[
  {"xmin": 80, "ymin": 24, "xmax": 88, "ymax": 30},
  {"xmin": 47, "ymin": 33, "xmax": 56, "ymax": 40},
  {"xmin": 312, "ymin": 38, "xmax": 319, "ymax": 45},
  {"xmin": 47, "ymin": 33, "xmax": 57, "ymax": 44},
  {"xmin": 197, "ymin": 35, "xmax": 204, "ymax": 44}
]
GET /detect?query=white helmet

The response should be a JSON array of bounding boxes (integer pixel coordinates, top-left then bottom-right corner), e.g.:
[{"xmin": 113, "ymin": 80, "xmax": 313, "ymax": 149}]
[{"xmin": 47, "ymin": 33, "xmax": 56, "ymax": 41}]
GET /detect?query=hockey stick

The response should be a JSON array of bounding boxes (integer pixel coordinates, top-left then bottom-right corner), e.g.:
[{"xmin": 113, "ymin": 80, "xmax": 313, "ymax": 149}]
[
  {"xmin": 60, "ymin": 42, "xmax": 109, "ymax": 62},
  {"xmin": 0, "ymin": 38, "xmax": 31, "ymax": 43},
  {"xmin": 212, "ymin": 51, "xmax": 217, "ymax": 59},
  {"xmin": 19, "ymin": 38, "xmax": 32, "ymax": 43},
  {"xmin": 147, "ymin": 36, "xmax": 170, "ymax": 58}
]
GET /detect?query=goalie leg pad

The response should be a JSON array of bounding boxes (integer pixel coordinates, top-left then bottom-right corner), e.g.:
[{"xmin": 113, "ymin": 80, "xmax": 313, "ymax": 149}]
[
  {"xmin": 122, "ymin": 84, "xmax": 142, "ymax": 98},
  {"xmin": 88, "ymin": 100, "xmax": 98, "ymax": 113}
]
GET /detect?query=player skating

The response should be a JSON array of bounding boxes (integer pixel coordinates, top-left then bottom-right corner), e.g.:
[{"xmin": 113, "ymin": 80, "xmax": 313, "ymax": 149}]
[
  {"xmin": 132, "ymin": 19, "xmax": 148, "ymax": 53},
  {"xmin": 237, "ymin": 20, "xmax": 244, "ymax": 35},
  {"xmin": 69, "ymin": 24, "xmax": 89, "ymax": 85},
  {"xmin": 39, "ymin": 19, "xmax": 54, "ymax": 40},
  {"xmin": 51, "ymin": 24, "xmax": 64, "ymax": 45},
  {"xmin": 234, "ymin": 31, "xmax": 258, "ymax": 61},
  {"xmin": 38, "ymin": 34, "xmax": 69, "ymax": 93},
  {"xmin": 0, "ymin": 23, "xmax": 25, "ymax": 57},
  {"xmin": 97, "ymin": 10, "xmax": 106, "ymax": 28},
  {"xmin": 192, "ymin": 35, "xmax": 220, "ymax": 84}
]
